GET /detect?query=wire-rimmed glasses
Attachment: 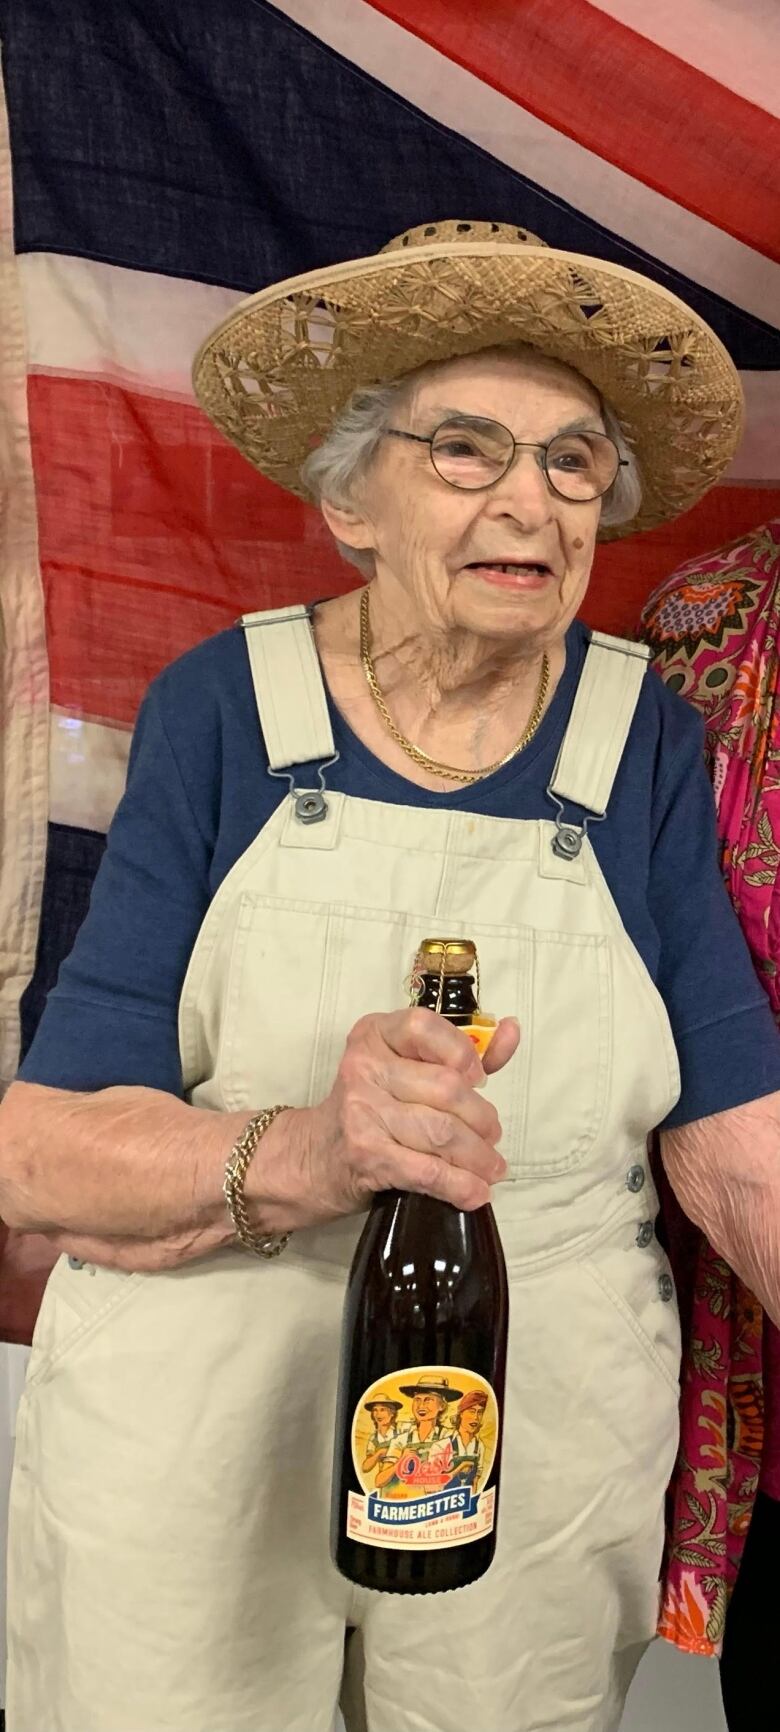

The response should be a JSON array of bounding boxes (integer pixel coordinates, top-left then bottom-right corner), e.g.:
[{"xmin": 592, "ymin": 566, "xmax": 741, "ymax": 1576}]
[{"xmin": 384, "ymin": 414, "xmax": 626, "ymax": 501}]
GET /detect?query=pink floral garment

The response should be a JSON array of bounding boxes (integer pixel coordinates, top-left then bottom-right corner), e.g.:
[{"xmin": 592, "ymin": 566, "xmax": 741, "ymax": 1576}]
[{"xmin": 640, "ymin": 519, "xmax": 780, "ymax": 1656}]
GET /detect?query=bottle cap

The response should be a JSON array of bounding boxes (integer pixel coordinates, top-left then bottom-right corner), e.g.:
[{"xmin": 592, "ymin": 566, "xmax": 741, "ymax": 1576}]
[{"xmin": 418, "ymin": 938, "xmax": 476, "ymax": 976}]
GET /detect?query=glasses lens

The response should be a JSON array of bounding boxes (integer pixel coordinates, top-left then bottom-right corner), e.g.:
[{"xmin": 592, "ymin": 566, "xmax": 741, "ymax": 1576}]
[
  {"xmin": 545, "ymin": 431, "xmax": 620, "ymax": 501},
  {"xmin": 430, "ymin": 417, "xmax": 514, "ymax": 489}
]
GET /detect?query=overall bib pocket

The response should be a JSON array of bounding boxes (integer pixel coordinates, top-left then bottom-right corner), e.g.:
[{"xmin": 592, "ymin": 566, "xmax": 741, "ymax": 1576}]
[{"xmin": 212, "ymin": 896, "xmax": 613, "ymax": 1182}]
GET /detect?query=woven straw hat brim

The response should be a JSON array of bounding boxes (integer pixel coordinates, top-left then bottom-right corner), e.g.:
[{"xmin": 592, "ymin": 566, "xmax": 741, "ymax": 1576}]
[{"xmin": 192, "ymin": 243, "xmax": 744, "ymax": 541}]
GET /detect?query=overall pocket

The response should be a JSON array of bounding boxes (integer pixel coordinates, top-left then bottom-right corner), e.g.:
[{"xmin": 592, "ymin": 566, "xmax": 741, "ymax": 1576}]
[
  {"xmin": 25, "ymin": 1255, "xmax": 146, "ymax": 1392},
  {"xmin": 491, "ymin": 926, "xmax": 613, "ymax": 1179},
  {"xmin": 216, "ymin": 898, "xmax": 437, "ymax": 1112},
  {"xmin": 583, "ymin": 1238, "xmax": 682, "ymax": 1400},
  {"xmin": 214, "ymin": 897, "xmax": 613, "ymax": 1183}
]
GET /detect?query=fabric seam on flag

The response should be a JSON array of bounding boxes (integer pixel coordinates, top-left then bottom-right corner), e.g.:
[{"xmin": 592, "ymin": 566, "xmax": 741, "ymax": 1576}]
[{"xmin": 0, "ymin": 58, "xmax": 49, "ymax": 1091}]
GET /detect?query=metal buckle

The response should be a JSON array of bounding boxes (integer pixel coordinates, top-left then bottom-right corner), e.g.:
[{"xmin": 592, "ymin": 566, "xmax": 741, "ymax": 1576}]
[
  {"xmin": 589, "ymin": 632, "xmax": 651, "ymax": 663},
  {"xmin": 268, "ymin": 753, "xmax": 340, "ymax": 824},
  {"xmin": 238, "ymin": 606, "xmax": 313, "ymax": 629},
  {"xmin": 546, "ymin": 790, "xmax": 605, "ymax": 859}
]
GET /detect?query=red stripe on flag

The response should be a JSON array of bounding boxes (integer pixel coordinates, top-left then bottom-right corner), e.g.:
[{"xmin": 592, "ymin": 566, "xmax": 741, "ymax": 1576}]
[
  {"xmin": 30, "ymin": 374, "xmax": 780, "ymax": 722},
  {"xmin": 29, "ymin": 375, "xmax": 356, "ymax": 725},
  {"xmin": 364, "ymin": 0, "xmax": 780, "ymax": 262}
]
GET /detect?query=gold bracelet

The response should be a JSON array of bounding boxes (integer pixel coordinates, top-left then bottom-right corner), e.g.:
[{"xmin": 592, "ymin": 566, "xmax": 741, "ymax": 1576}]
[{"xmin": 223, "ymin": 1106, "xmax": 292, "ymax": 1259}]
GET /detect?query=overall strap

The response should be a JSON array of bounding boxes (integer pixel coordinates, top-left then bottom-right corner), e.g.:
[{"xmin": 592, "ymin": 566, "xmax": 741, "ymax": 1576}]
[
  {"xmin": 239, "ymin": 605, "xmax": 335, "ymax": 769},
  {"xmin": 550, "ymin": 630, "xmax": 652, "ymax": 817}
]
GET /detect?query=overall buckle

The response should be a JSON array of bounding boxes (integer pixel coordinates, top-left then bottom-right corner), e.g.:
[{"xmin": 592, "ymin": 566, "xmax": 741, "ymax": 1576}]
[
  {"xmin": 546, "ymin": 790, "xmax": 605, "ymax": 859},
  {"xmin": 268, "ymin": 754, "xmax": 340, "ymax": 824}
]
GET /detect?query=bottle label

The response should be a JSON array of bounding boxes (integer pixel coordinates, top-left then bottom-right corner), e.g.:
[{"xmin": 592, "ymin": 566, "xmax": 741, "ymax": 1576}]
[
  {"xmin": 348, "ymin": 1364, "xmax": 499, "ymax": 1551},
  {"xmin": 463, "ymin": 1015, "xmax": 497, "ymax": 1058}
]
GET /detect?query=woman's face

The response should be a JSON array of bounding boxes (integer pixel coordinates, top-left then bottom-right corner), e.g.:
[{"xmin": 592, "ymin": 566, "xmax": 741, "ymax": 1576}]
[
  {"xmin": 458, "ymin": 1405, "xmax": 484, "ymax": 1441},
  {"xmin": 371, "ymin": 1404, "xmax": 396, "ymax": 1431},
  {"xmin": 325, "ymin": 349, "xmax": 606, "ymax": 655}
]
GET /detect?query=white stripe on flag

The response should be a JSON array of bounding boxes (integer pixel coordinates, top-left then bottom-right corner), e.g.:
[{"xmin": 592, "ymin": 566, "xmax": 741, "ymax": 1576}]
[
  {"xmin": 21, "ymin": 254, "xmax": 243, "ymax": 399},
  {"xmin": 50, "ymin": 709, "xmax": 131, "ymax": 834},
  {"xmin": 0, "ymin": 68, "xmax": 48, "ymax": 1089},
  {"xmin": 733, "ymin": 374, "xmax": 780, "ymax": 484},
  {"xmin": 268, "ymin": 0, "xmax": 780, "ymax": 330}
]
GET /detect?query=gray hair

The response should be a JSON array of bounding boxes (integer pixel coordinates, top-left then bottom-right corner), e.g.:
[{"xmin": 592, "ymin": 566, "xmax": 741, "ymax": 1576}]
[{"xmin": 300, "ymin": 356, "xmax": 643, "ymax": 577}]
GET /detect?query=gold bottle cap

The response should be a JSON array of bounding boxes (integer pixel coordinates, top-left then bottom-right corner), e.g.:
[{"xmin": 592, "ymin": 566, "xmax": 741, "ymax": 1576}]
[{"xmin": 418, "ymin": 938, "xmax": 477, "ymax": 975}]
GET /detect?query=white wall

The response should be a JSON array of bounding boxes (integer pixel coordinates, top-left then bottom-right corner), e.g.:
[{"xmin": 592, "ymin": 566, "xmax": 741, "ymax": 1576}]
[
  {"xmin": 1, "ymin": 1340, "xmax": 726, "ymax": 1727},
  {"xmin": 622, "ymin": 1643, "xmax": 725, "ymax": 1731},
  {"xmin": 333, "ymin": 1649, "xmax": 727, "ymax": 1732}
]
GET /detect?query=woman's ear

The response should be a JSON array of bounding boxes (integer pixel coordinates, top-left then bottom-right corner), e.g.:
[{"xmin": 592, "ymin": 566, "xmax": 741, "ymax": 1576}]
[{"xmin": 320, "ymin": 496, "xmax": 377, "ymax": 555}]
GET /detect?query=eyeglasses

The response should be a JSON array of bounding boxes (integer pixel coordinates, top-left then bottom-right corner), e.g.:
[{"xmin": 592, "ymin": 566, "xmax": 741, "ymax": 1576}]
[{"xmin": 384, "ymin": 414, "xmax": 627, "ymax": 502}]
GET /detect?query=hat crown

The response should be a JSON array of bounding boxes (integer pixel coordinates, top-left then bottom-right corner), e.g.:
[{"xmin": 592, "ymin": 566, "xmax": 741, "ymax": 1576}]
[{"xmin": 381, "ymin": 218, "xmax": 546, "ymax": 255}]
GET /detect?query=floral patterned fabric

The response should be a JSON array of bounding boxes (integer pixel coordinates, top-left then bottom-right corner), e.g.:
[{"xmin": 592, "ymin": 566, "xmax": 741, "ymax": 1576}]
[{"xmin": 640, "ymin": 518, "xmax": 780, "ymax": 1657}]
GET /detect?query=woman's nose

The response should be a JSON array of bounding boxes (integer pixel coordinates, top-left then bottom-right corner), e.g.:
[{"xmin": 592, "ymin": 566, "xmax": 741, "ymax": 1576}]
[{"xmin": 484, "ymin": 447, "xmax": 553, "ymax": 523}]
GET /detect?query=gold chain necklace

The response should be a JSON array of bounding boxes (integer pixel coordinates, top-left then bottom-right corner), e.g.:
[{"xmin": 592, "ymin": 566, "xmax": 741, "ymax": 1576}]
[{"xmin": 359, "ymin": 587, "xmax": 550, "ymax": 786}]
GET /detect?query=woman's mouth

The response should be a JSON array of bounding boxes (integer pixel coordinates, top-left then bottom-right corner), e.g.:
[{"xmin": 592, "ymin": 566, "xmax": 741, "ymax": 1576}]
[{"xmin": 465, "ymin": 561, "xmax": 553, "ymax": 590}]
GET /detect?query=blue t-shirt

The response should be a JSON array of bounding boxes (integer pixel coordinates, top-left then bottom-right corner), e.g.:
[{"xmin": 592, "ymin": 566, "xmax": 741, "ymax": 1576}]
[{"xmin": 19, "ymin": 618, "xmax": 780, "ymax": 1130}]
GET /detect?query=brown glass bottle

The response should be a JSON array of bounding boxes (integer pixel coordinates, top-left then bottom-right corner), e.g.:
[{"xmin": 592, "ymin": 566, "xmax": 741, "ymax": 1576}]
[{"xmin": 331, "ymin": 939, "xmax": 509, "ymax": 1595}]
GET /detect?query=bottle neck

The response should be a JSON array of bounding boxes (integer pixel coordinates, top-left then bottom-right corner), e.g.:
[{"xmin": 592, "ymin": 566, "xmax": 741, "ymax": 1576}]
[{"xmin": 416, "ymin": 969, "xmax": 478, "ymax": 1025}]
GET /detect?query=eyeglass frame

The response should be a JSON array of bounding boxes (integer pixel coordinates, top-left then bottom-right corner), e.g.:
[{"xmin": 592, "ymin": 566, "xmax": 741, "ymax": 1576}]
[{"xmin": 383, "ymin": 416, "xmax": 628, "ymax": 501}]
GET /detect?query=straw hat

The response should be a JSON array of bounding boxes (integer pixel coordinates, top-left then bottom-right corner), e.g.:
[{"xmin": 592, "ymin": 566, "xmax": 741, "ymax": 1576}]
[
  {"xmin": 192, "ymin": 219, "xmax": 744, "ymax": 542},
  {"xmin": 398, "ymin": 1374, "xmax": 463, "ymax": 1403}
]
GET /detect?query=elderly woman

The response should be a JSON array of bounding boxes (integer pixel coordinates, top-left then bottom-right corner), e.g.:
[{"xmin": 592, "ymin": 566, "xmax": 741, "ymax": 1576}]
[{"xmin": 3, "ymin": 220, "xmax": 780, "ymax": 1732}]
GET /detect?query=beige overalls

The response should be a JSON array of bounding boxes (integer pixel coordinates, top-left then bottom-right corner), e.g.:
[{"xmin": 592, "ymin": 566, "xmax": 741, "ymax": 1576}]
[{"xmin": 7, "ymin": 610, "xmax": 683, "ymax": 1732}]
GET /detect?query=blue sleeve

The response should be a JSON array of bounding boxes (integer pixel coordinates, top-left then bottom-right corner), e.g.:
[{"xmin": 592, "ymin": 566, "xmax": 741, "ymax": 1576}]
[
  {"xmin": 650, "ymin": 709, "xmax": 780, "ymax": 1129},
  {"xmin": 16, "ymin": 684, "xmax": 212, "ymax": 1095}
]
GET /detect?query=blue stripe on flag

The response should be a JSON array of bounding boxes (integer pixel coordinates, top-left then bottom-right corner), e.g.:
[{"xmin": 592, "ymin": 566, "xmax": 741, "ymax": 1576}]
[{"xmin": 18, "ymin": 824, "xmax": 107, "ymax": 1065}]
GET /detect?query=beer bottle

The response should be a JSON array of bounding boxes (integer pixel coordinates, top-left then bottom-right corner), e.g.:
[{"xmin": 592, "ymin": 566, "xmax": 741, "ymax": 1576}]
[{"xmin": 331, "ymin": 939, "xmax": 509, "ymax": 1594}]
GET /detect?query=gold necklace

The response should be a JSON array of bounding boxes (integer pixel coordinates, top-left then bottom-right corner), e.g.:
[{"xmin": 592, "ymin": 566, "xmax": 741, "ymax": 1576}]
[{"xmin": 359, "ymin": 587, "xmax": 550, "ymax": 786}]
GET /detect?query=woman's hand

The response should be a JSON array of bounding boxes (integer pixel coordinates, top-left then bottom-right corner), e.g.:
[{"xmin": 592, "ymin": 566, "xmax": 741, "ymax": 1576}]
[
  {"xmin": 0, "ymin": 1013, "xmax": 518, "ymax": 1272},
  {"xmin": 250, "ymin": 1007, "xmax": 520, "ymax": 1229}
]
